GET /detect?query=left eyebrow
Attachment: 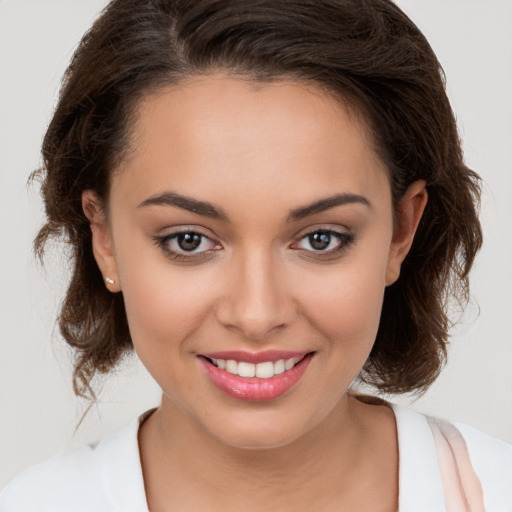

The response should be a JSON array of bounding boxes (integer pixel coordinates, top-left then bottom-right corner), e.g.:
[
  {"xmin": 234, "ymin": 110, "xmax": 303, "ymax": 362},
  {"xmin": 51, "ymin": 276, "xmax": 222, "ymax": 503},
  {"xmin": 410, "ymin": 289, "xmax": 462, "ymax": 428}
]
[{"xmin": 287, "ymin": 193, "xmax": 371, "ymax": 222}]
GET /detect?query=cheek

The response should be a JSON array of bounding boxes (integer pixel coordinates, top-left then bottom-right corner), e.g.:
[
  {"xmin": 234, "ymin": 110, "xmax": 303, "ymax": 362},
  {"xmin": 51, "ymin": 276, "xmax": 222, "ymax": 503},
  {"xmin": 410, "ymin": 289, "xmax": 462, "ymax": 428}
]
[
  {"xmin": 298, "ymin": 253, "xmax": 389, "ymax": 348},
  {"xmin": 115, "ymin": 242, "xmax": 217, "ymax": 358}
]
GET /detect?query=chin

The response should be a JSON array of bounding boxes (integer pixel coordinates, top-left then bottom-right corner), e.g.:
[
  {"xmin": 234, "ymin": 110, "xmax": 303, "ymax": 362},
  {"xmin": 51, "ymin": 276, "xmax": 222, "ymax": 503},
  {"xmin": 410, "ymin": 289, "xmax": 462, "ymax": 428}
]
[
  {"xmin": 213, "ymin": 426, "xmax": 305, "ymax": 451},
  {"xmin": 198, "ymin": 405, "xmax": 327, "ymax": 452}
]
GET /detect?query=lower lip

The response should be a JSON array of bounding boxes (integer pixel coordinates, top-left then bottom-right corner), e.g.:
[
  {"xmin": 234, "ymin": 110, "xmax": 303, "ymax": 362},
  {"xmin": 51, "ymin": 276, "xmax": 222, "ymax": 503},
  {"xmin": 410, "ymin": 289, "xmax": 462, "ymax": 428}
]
[{"xmin": 199, "ymin": 354, "xmax": 313, "ymax": 402}]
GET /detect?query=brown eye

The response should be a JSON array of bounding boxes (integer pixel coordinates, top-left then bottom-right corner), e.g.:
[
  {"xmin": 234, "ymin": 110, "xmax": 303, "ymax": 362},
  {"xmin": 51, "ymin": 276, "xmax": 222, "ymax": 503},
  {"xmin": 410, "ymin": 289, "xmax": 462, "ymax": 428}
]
[
  {"xmin": 293, "ymin": 229, "xmax": 355, "ymax": 256},
  {"xmin": 155, "ymin": 230, "xmax": 220, "ymax": 260},
  {"xmin": 308, "ymin": 232, "xmax": 332, "ymax": 250},
  {"xmin": 177, "ymin": 232, "xmax": 203, "ymax": 251}
]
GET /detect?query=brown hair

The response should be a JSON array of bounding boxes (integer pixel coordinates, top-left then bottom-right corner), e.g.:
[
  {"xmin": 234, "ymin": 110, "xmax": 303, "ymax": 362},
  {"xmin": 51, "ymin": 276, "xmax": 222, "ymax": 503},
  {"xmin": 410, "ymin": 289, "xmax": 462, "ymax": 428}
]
[{"xmin": 35, "ymin": 0, "xmax": 482, "ymax": 398}]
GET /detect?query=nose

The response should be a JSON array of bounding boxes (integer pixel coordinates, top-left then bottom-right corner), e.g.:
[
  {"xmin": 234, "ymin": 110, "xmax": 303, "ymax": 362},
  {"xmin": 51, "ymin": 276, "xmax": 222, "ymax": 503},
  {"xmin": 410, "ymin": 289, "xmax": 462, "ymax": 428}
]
[{"xmin": 214, "ymin": 250, "xmax": 297, "ymax": 341}]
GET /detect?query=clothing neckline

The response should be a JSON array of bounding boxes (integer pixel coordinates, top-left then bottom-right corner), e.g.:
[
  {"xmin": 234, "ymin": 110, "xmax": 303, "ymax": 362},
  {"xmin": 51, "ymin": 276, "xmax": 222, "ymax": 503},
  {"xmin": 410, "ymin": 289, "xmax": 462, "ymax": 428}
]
[{"xmin": 103, "ymin": 403, "xmax": 444, "ymax": 511}]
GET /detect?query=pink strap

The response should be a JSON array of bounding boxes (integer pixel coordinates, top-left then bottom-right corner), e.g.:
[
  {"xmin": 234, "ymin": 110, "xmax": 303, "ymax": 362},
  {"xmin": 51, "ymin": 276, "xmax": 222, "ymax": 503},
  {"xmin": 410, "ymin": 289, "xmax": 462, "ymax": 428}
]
[{"xmin": 427, "ymin": 417, "xmax": 486, "ymax": 512}]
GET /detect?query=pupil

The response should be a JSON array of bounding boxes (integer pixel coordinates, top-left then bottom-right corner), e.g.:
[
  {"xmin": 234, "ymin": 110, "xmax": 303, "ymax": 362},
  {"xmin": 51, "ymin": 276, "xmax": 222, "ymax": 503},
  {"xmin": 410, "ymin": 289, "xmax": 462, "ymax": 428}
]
[
  {"xmin": 310, "ymin": 232, "xmax": 331, "ymax": 250},
  {"xmin": 178, "ymin": 233, "xmax": 202, "ymax": 251}
]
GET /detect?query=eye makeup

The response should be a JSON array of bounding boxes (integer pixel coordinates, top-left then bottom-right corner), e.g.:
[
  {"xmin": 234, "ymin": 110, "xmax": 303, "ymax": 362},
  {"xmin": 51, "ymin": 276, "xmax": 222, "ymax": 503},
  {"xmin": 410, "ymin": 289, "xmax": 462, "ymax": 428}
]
[
  {"xmin": 152, "ymin": 225, "xmax": 356, "ymax": 265},
  {"xmin": 152, "ymin": 229, "xmax": 221, "ymax": 263}
]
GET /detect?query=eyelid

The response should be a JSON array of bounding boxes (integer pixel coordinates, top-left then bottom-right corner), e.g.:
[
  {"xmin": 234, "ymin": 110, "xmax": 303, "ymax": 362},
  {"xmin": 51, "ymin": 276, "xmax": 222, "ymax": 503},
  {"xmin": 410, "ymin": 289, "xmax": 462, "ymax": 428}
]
[
  {"xmin": 151, "ymin": 224, "xmax": 355, "ymax": 264},
  {"xmin": 152, "ymin": 226, "xmax": 222, "ymax": 262},
  {"xmin": 289, "ymin": 226, "xmax": 355, "ymax": 257},
  {"xmin": 290, "ymin": 224, "xmax": 352, "ymax": 243},
  {"xmin": 154, "ymin": 225, "xmax": 220, "ymax": 244}
]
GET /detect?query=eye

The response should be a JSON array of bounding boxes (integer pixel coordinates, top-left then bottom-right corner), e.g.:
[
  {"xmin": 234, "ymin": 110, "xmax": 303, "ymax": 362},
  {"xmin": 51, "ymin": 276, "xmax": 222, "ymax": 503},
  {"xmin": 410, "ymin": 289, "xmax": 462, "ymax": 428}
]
[
  {"xmin": 172, "ymin": 232, "xmax": 209, "ymax": 252},
  {"xmin": 292, "ymin": 229, "xmax": 355, "ymax": 255},
  {"xmin": 154, "ymin": 229, "xmax": 221, "ymax": 261}
]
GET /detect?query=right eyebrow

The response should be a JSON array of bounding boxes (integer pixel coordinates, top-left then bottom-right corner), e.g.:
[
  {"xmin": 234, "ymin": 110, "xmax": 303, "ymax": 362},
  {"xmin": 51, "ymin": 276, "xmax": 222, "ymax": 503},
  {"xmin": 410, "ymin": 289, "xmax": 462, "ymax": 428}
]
[{"xmin": 138, "ymin": 191, "xmax": 228, "ymax": 220}]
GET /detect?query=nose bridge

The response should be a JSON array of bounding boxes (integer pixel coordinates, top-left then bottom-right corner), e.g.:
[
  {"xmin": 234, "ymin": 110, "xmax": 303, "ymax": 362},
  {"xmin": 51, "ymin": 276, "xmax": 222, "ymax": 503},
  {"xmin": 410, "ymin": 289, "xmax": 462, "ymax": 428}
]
[{"xmin": 216, "ymin": 245, "xmax": 294, "ymax": 340}]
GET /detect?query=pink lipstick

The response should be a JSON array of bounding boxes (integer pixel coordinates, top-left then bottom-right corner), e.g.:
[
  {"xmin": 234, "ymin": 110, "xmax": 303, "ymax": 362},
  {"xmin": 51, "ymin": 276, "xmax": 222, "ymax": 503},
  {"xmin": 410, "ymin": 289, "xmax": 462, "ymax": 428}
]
[{"xmin": 198, "ymin": 351, "xmax": 313, "ymax": 401}]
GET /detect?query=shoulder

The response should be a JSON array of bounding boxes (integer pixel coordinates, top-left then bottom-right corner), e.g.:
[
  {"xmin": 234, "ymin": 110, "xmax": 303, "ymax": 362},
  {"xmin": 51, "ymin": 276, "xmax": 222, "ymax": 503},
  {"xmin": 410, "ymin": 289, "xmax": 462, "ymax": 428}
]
[
  {"xmin": 454, "ymin": 420, "xmax": 512, "ymax": 510},
  {"xmin": 0, "ymin": 417, "xmax": 148, "ymax": 512},
  {"xmin": 392, "ymin": 403, "xmax": 512, "ymax": 511},
  {"xmin": 0, "ymin": 444, "xmax": 107, "ymax": 512}
]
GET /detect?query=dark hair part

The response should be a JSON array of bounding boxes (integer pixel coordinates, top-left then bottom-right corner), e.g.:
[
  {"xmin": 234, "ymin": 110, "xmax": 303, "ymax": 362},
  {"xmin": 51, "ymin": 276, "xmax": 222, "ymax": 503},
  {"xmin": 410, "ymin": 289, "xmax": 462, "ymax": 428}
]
[{"xmin": 35, "ymin": 0, "xmax": 482, "ymax": 398}]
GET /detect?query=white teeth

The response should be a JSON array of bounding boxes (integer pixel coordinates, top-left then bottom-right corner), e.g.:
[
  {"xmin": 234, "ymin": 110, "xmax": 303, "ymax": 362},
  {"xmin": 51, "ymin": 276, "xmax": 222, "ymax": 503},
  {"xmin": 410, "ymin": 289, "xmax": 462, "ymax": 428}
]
[
  {"xmin": 238, "ymin": 362, "xmax": 256, "ymax": 378},
  {"xmin": 225, "ymin": 359, "xmax": 238, "ymax": 374},
  {"xmin": 284, "ymin": 358, "xmax": 295, "ymax": 371},
  {"xmin": 210, "ymin": 356, "xmax": 305, "ymax": 378},
  {"xmin": 255, "ymin": 361, "xmax": 274, "ymax": 378},
  {"xmin": 274, "ymin": 359, "xmax": 285, "ymax": 375}
]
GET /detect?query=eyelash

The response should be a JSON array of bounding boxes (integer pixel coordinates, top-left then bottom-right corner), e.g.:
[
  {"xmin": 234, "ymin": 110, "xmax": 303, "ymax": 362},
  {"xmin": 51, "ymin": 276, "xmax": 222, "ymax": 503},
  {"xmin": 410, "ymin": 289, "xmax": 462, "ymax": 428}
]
[
  {"xmin": 291, "ymin": 229, "xmax": 355, "ymax": 258},
  {"xmin": 153, "ymin": 228, "xmax": 355, "ymax": 263},
  {"xmin": 153, "ymin": 230, "xmax": 221, "ymax": 263}
]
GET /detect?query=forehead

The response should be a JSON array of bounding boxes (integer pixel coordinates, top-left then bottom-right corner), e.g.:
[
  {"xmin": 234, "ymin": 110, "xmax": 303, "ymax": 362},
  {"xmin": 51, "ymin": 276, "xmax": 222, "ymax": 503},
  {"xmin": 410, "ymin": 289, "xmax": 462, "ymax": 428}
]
[{"xmin": 115, "ymin": 76, "xmax": 389, "ymax": 211}]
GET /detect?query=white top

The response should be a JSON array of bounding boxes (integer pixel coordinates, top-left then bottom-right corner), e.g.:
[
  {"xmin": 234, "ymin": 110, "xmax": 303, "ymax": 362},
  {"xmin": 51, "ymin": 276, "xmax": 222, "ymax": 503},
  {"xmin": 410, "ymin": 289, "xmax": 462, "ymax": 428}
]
[{"xmin": 1, "ymin": 404, "xmax": 511, "ymax": 512}]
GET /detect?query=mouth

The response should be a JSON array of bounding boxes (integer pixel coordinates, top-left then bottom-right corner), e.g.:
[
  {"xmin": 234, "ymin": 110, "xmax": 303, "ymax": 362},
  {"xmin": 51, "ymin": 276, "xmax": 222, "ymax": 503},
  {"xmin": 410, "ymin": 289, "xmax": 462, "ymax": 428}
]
[
  {"xmin": 206, "ymin": 355, "xmax": 305, "ymax": 379},
  {"xmin": 198, "ymin": 351, "xmax": 314, "ymax": 401}
]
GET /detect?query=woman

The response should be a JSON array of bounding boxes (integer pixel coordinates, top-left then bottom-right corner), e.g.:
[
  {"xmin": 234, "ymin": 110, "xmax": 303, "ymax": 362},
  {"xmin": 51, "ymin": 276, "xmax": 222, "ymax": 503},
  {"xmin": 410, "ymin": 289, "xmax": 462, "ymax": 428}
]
[{"xmin": 1, "ymin": 0, "xmax": 511, "ymax": 510}]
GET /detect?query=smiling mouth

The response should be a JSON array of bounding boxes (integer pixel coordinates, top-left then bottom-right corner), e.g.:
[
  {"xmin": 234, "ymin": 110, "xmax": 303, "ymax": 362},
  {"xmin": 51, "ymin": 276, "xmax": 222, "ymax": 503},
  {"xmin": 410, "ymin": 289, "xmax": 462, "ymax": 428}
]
[
  {"xmin": 204, "ymin": 356, "xmax": 305, "ymax": 379},
  {"xmin": 198, "ymin": 351, "xmax": 314, "ymax": 401}
]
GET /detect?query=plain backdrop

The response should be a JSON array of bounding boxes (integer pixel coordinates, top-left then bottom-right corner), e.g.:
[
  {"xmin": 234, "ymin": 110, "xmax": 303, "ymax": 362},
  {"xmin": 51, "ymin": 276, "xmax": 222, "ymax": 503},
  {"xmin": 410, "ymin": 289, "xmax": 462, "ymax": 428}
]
[{"xmin": 1, "ymin": 0, "xmax": 511, "ymax": 489}]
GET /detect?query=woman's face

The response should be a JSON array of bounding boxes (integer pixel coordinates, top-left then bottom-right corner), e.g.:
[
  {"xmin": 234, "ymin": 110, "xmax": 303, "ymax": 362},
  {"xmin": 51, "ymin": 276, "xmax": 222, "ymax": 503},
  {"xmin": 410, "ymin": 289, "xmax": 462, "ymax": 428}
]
[{"xmin": 86, "ymin": 76, "xmax": 425, "ymax": 449}]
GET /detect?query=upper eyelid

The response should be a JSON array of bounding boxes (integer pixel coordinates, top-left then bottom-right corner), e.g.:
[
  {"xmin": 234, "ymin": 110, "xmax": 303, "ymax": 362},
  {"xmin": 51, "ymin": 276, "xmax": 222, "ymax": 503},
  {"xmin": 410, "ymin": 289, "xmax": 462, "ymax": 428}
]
[
  {"xmin": 154, "ymin": 231, "xmax": 220, "ymax": 262},
  {"xmin": 161, "ymin": 230, "xmax": 220, "ymax": 248},
  {"xmin": 295, "ymin": 230, "xmax": 351, "ymax": 245},
  {"xmin": 155, "ymin": 225, "xmax": 352, "ymax": 248},
  {"xmin": 158, "ymin": 226, "xmax": 219, "ymax": 242},
  {"xmin": 291, "ymin": 225, "xmax": 352, "ymax": 241},
  {"xmin": 292, "ymin": 226, "xmax": 355, "ymax": 248}
]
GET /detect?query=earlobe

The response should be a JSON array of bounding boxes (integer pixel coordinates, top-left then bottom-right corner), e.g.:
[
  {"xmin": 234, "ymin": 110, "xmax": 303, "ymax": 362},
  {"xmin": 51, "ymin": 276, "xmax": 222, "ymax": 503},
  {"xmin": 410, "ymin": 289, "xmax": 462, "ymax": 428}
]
[
  {"xmin": 385, "ymin": 180, "xmax": 428, "ymax": 286},
  {"xmin": 82, "ymin": 190, "xmax": 121, "ymax": 292}
]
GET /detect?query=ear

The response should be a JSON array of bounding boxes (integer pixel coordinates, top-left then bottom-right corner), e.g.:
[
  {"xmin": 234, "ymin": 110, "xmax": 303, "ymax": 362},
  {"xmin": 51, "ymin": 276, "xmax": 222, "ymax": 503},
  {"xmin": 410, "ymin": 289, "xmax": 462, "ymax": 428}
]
[
  {"xmin": 385, "ymin": 180, "xmax": 428, "ymax": 286},
  {"xmin": 82, "ymin": 190, "xmax": 121, "ymax": 292}
]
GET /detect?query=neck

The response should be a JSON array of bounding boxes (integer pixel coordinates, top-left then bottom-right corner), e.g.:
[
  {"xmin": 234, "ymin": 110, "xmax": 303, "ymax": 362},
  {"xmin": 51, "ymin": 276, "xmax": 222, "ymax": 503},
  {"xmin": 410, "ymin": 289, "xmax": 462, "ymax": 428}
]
[{"xmin": 139, "ymin": 395, "xmax": 398, "ymax": 512}]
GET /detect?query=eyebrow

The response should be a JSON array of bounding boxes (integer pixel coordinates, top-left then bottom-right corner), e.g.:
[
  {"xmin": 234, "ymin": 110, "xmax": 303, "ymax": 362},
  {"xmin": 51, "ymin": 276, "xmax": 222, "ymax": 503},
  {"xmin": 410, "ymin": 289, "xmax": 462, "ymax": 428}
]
[
  {"xmin": 287, "ymin": 193, "xmax": 371, "ymax": 222},
  {"xmin": 138, "ymin": 191, "xmax": 227, "ymax": 220},
  {"xmin": 138, "ymin": 191, "xmax": 370, "ymax": 222}
]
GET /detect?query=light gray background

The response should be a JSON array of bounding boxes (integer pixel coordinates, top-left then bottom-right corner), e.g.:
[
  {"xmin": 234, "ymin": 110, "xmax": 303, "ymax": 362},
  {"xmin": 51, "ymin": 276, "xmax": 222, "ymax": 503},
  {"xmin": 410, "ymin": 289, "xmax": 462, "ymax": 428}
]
[{"xmin": 1, "ymin": 0, "xmax": 511, "ymax": 489}]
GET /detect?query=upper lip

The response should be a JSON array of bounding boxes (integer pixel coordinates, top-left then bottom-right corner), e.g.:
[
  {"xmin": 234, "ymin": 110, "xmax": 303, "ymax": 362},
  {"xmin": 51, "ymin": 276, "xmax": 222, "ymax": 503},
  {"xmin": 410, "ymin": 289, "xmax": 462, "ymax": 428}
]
[{"xmin": 199, "ymin": 350, "xmax": 311, "ymax": 364}]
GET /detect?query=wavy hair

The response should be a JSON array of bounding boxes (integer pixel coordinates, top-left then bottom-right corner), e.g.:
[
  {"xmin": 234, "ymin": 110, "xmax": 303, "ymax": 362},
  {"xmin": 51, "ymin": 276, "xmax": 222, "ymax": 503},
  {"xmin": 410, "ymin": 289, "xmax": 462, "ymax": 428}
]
[{"xmin": 34, "ymin": 0, "xmax": 482, "ymax": 398}]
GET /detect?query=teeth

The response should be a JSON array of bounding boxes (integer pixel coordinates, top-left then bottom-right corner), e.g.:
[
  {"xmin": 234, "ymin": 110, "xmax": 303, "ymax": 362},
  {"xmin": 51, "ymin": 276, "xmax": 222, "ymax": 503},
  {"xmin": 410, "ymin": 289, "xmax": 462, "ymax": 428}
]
[
  {"xmin": 225, "ymin": 359, "xmax": 238, "ymax": 374},
  {"xmin": 238, "ymin": 362, "xmax": 256, "ymax": 378},
  {"xmin": 210, "ymin": 356, "xmax": 304, "ymax": 379},
  {"xmin": 255, "ymin": 361, "xmax": 274, "ymax": 378},
  {"xmin": 284, "ymin": 358, "xmax": 295, "ymax": 370},
  {"xmin": 274, "ymin": 359, "xmax": 285, "ymax": 375}
]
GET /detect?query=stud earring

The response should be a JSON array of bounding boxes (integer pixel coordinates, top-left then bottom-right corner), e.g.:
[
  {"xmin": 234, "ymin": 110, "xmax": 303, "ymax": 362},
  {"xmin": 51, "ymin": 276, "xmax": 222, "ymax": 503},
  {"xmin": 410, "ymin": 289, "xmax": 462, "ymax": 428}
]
[{"xmin": 104, "ymin": 277, "xmax": 115, "ymax": 285}]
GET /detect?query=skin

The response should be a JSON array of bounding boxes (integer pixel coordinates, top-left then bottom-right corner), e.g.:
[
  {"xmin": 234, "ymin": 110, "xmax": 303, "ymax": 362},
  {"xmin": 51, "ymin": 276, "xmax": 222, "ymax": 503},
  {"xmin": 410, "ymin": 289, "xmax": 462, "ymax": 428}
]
[{"xmin": 83, "ymin": 76, "xmax": 427, "ymax": 511}]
